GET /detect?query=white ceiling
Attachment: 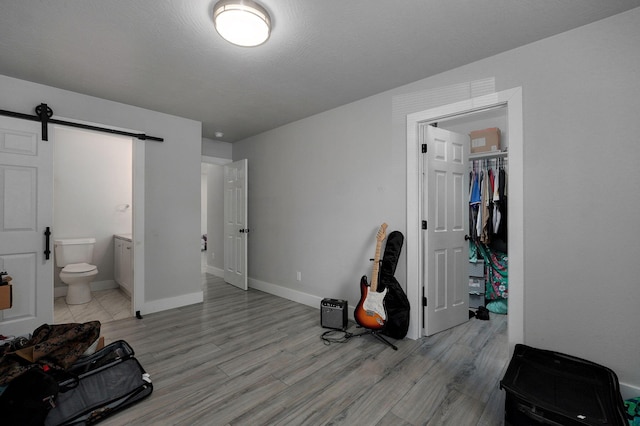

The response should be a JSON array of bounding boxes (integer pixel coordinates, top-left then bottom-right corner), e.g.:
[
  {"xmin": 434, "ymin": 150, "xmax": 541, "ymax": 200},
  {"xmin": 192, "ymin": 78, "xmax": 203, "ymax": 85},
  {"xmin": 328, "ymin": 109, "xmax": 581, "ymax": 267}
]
[{"xmin": 1, "ymin": 1, "xmax": 639, "ymax": 142}]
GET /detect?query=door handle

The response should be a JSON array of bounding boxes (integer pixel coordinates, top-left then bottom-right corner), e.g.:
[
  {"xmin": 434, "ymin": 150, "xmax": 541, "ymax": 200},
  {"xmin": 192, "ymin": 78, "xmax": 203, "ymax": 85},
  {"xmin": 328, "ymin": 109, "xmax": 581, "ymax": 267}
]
[
  {"xmin": 464, "ymin": 234, "xmax": 471, "ymax": 241},
  {"xmin": 239, "ymin": 229, "xmax": 250, "ymax": 233},
  {"xmin": 44, "ymin": 226, "xmax": 52, "ymax": 260}
]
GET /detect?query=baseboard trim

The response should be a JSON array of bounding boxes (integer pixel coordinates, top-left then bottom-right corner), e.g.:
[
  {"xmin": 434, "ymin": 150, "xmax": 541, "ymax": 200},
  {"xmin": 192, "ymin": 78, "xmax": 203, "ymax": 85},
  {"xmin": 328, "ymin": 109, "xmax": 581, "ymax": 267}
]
[
  {"xmin": 620, "ymin": 382, "xmax": 640, "ymax": 400},
  {"xmin": 140, "ymin": 291, "xmax": 204, "ymax": 316},
  {"xmin": 205, "ymin": 265, "xmax": 224, "ymax": 278},
  {"xmin": 93, "ymin": 280, "xmax": 119, "ymax": 292},
  {"xmin": 248, "ymin": 278, "xmax": 323, "ymax": 309},
  {"xmin": 54, "ymin": 280, "xmax": 118, "ymax": 298},
  {"xmin": 247, "ymin": 278, "xmax": 356, "ymax": 321}
]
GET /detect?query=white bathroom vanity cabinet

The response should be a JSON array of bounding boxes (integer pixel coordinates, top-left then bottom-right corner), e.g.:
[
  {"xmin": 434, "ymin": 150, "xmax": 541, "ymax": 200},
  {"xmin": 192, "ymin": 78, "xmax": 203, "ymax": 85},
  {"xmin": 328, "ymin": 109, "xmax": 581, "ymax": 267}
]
[{"xmin": 114, "ymin": 234, "xmax": 133, "ymax": 295}]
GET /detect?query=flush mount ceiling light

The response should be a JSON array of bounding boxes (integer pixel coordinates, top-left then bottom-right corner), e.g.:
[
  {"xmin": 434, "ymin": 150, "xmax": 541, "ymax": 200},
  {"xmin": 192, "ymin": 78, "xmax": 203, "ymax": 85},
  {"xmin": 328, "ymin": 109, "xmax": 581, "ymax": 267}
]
[{"xmin": 213, "ymin": 0, "xmax": 271, "ymax": 47}]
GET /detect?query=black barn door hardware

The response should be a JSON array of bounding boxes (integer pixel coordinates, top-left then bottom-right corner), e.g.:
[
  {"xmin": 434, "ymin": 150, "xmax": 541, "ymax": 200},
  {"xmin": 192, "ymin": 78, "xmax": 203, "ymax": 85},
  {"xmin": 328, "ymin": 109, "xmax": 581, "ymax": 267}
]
[
  {"xmin": 44, "ymin": 226, "xmax": 52, "ymax": 260},
  {"xmin": 0, "ymin": 103, "xmax": 164, "ymax": 142}
]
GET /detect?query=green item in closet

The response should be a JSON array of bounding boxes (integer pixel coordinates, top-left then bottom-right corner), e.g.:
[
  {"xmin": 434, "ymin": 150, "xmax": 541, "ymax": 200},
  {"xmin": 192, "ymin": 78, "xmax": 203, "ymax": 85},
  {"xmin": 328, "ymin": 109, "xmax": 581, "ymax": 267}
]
[
  {"xmin": 626, "ymin": 397, "xmax": 640, "ymax": 426},
  {"xmin": 475, "ymin": 242, "xmax": 508, "ymax": 300},
  {"xmin": 469, "ymin": 241, "xmax": 479, "ymax": 263},
  {"xmin": 486, "ymin": 298, "xmax": 508, "ymax": 314}
]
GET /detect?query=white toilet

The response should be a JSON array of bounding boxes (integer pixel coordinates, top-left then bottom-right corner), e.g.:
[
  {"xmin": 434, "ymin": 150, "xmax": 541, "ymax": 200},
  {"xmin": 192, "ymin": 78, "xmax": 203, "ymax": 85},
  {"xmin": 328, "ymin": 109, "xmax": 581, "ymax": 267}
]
[{"xmin": 55, "ymin": 238, "xmax": 99, "ymax": 305}]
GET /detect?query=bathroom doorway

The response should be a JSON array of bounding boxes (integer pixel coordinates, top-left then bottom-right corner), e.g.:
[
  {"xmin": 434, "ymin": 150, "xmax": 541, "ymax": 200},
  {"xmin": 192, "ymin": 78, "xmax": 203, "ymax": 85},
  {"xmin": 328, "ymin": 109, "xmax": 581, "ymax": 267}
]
[{"xmin": 52, "ymin": 126, "xmax": 134, "ymax": 324}]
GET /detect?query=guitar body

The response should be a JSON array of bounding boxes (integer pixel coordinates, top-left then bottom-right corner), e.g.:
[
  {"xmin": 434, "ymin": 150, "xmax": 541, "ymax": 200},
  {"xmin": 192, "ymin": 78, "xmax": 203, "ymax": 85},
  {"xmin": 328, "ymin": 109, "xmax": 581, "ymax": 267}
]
[
  {"xmin": 355, "ymin": 277, "xmax": 388, "ymax": 330},
  {"xmin": 355, "ymin": 223, "xmax": 389, "ymax": 330}
]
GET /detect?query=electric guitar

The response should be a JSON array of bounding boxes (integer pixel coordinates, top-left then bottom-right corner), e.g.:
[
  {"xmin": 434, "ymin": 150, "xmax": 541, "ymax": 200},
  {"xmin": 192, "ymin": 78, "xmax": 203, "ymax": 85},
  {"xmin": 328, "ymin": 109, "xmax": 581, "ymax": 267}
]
[{"xmin": 354, "ymin": 223, "xmax": 388, "ymax": 330}]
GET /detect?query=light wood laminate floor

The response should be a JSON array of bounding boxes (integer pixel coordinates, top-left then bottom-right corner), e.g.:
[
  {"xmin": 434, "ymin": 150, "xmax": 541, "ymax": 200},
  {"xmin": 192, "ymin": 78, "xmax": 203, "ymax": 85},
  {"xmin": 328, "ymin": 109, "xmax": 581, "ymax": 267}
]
[{"xmin": 96, "ymin": 274, "xmax": 508, "ymax": 426}]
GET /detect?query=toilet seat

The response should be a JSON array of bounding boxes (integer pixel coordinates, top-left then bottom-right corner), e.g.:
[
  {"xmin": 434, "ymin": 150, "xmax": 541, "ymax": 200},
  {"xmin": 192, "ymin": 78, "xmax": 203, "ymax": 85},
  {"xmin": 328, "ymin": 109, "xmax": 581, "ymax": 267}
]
[{"xmin": 62, "ymin": 262, "xmax": 97, "ymax": 273}]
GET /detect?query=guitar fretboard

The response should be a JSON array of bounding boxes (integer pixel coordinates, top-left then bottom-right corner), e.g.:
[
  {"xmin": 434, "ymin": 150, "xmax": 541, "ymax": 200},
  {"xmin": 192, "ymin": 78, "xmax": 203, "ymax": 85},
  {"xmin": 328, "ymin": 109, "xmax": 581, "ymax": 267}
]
[{"xmin": 370, "ymin": 223, "xmax": 387, "ymax": 292}]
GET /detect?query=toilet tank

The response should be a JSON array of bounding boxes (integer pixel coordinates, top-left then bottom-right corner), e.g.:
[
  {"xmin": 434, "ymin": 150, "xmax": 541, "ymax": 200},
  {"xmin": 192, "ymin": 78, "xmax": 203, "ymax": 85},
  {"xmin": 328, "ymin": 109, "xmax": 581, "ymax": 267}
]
[{"xmin": 54, "ymin": 238, "xmax": 96, "ymax": 267}]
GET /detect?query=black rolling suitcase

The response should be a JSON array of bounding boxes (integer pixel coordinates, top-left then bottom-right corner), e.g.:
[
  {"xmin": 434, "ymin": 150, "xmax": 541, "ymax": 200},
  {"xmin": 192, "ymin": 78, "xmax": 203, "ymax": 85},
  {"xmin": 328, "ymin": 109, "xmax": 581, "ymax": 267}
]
[
  {"xmin": 500, "ymin": 344, "xmax": 627, "ymax": 426},
  {"xmin": 45, "ymin": 340, "xmax": 152, "ymax": 425}
]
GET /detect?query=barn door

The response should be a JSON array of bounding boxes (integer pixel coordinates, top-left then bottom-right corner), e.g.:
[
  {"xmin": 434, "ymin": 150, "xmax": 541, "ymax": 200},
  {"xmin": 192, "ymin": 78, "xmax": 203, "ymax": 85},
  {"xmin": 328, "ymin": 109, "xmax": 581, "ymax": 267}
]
[{"xmin": 0, "ymin": 116, "xmax": 54, "ymax": 336}]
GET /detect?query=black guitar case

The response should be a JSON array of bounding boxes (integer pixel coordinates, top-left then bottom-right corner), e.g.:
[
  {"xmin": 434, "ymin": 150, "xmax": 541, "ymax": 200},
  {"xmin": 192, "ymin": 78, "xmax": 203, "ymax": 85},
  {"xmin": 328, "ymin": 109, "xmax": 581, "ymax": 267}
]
[{"xmin": 378, "ymin": 231, "xmax": 410, "ymax": 339}]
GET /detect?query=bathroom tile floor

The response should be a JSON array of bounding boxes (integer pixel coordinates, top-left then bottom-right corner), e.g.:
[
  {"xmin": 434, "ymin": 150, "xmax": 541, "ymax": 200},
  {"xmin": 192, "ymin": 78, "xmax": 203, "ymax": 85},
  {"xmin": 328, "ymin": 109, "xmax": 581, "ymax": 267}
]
[{"xmin": 54, "ymin": 288, "xmax": 132, "ymax": 325}]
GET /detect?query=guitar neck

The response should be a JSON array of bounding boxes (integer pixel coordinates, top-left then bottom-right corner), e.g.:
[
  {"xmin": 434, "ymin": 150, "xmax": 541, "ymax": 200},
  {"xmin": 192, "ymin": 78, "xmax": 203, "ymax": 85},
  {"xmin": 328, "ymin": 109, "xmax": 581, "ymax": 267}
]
[{"xmin": 370, "ymin": 240, "xmax": 383, "ymax": 292}]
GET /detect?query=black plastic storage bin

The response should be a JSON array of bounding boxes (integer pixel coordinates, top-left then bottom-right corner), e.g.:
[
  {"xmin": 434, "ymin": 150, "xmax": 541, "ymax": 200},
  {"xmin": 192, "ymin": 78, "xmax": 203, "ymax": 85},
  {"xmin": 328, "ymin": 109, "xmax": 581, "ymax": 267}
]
[{"xmin": 500, "ymin": 344, "xmax": 627, "ymax": 426}]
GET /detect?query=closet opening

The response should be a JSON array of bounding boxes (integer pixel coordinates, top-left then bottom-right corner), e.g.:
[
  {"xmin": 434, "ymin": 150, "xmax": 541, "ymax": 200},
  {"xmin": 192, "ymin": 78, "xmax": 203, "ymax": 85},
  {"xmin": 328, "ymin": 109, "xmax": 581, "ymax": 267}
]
[
  {"xmin": 406, "ymin": 86, "xmax": 524, "ymax": 348},
  {"xmin": 438, "ymin": 106, "xmax": 509, "ymax": 320}
]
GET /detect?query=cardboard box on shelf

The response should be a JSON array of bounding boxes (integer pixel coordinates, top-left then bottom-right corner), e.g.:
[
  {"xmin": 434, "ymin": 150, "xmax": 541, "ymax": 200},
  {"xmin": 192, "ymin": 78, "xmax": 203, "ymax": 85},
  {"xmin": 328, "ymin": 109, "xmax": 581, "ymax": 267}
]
[
  {"xmin": 470, "ymin": 127, "xmax": 501, "ymax": 153},
  {"xmin": 0, "ymin": 284, "xmax": 12, "ymax": 309}
]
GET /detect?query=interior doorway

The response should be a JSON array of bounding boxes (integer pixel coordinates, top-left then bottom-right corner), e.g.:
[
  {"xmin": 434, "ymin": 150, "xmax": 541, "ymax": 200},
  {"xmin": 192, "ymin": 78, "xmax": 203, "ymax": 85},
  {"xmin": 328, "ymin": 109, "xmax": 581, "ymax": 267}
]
[
  {"xmin": 423, "ymin": 107, "xmax": 509, "ymax": 337},
  {"xmin": 406, "ymin": 87, "xmax": 524, "ymax": 350},
  {"xmin": 52, "ymin": 124, "xmax": 145, "ymax": 323},
  {"xmin": 201, "ymin": 156, "xmax": 231, "ymax": 279}
]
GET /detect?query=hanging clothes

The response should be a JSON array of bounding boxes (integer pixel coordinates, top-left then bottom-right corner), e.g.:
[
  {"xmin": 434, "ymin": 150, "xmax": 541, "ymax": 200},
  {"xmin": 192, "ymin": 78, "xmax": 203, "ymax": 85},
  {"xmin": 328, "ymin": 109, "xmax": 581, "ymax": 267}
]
[
  {"xmin": 480, "ymin": 164, "xmax": 492, "ymax": 244},
  {"xmin": 493, "ymin": 166, "xmax": 508, "ymax": 246},
  {"xmin": 469, "ymin": 168, "xmax": 481, "ymax": 205},
  {"xmin": 492, "ymin": 164, "xmax": 501, "ymax": 234},
  {"xmin": 469, "ymin": 167, "xmax": 481, "ymax": 241},
  {"xmin": 476, "ymin": 169, "xmax": 483, "ymax": 238},
  {"xmin": 469, "ymin": 156, "xmax": 508, "ymax": 248}
]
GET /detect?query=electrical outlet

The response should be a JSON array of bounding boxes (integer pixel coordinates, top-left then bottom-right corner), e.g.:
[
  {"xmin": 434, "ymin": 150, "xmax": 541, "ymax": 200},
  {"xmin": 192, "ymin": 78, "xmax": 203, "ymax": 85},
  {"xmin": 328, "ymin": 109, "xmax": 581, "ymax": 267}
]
[{"xmin": 296, "ymin": 271, "xmax": 302, "ymax": 282}]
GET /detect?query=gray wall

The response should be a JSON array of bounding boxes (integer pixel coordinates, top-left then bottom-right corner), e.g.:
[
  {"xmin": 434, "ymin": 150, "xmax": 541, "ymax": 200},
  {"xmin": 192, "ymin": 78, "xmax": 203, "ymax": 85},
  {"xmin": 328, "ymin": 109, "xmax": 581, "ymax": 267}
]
[
  {"xmin": 202, "ymin": 137, "xmax": 232, "ymax": 159},
  {"xmin": 234, "ymin": 8, "xmax": 640, "ymax": 394},
  {"xmin": 0, "ymin": 75, "xmax": 204, "ymax": 312}
]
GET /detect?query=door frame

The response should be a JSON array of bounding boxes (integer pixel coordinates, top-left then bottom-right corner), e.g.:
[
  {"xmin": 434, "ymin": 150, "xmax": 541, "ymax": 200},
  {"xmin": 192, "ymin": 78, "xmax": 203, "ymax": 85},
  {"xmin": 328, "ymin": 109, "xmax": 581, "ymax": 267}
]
[
  {"xmin": 406, "ymin": 87, "xmax": 524, "ymax": 349},
  {"xmin": 132, "ymin": 134, "xmax": 144, "ymax": 316}
]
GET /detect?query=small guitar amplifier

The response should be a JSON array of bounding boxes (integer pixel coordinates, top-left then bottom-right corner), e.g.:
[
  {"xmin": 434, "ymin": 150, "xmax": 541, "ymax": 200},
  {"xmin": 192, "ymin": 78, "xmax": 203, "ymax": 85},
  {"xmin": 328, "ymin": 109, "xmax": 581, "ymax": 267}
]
[{"xmin": 320, "ymin": 298, "xmax": 348, "ymax": 330}]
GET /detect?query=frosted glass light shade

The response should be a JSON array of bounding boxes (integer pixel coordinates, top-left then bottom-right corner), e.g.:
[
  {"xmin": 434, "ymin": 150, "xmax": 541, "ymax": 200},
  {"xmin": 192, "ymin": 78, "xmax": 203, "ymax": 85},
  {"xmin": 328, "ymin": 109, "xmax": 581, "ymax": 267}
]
[{"xmin": 213, "ymin": 0, "xmax": 271, "ymax": 47}]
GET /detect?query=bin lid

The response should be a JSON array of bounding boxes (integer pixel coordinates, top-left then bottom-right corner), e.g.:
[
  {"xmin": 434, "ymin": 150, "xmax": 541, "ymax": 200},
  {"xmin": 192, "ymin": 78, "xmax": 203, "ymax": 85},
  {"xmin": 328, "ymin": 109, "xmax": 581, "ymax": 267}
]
[{"xmin": 500, "ymin": 344, "xmax": 626, "ymax": 425}]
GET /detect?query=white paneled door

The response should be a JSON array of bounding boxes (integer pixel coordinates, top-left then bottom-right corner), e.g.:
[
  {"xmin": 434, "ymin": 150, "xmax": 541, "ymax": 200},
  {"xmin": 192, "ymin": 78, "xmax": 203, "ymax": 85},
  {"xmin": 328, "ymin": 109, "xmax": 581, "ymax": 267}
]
[
  {"xmin": 224, "ymin": 159, "xmax": 248, "ymax": 290},
  {"xmin": 0, "ymin": 116, "xmax": 54, "ymax": 336},
  {"xmin": 423, "ymin": 125, "xmax": 469, "ymax": 336}
]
